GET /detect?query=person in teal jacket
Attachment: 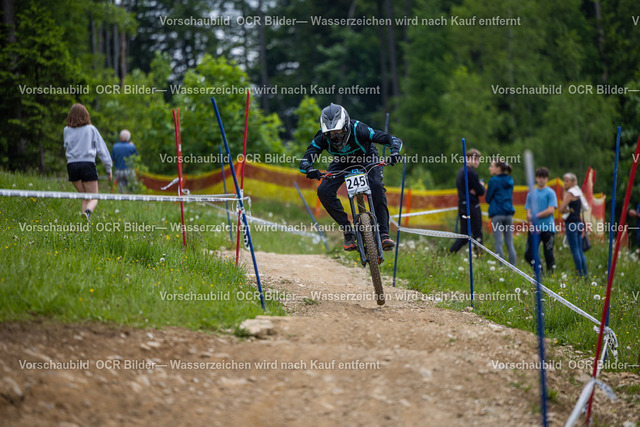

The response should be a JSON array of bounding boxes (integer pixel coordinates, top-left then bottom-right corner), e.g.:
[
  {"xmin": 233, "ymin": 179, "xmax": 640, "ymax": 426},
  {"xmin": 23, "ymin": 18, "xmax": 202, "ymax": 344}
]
[{"xmin": 486, "ymin": 160, "xmax": 516, "ymax": 265}]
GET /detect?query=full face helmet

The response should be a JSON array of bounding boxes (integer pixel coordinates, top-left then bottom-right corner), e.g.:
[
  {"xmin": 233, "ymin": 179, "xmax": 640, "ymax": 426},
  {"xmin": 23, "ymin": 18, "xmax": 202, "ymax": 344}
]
[{"xmin": 320, "ymin": 103, "xmax": 351, "ymax": 151}]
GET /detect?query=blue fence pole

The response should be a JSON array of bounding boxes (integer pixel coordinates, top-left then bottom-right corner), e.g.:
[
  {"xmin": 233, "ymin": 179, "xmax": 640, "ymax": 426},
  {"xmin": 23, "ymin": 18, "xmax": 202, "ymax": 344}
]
[
  {"xmin": 605, "ymin": 126, "xmax": 621, "ymax": 327},
  {"xmin": 524, "ymin": 150, "xmax": 549, "ymax": 427},
  {"xmin": 219, "ymin": 145, "xmax": 234, "ymax": 242},
  {"xmin": 211, "ymin": 97, "xmax": 266, "ymax": 311},
  {"xmin": 293, "ymin": 181, "xmax": 329, "ymax": 251},
  {"xmin": 392, "ymin": 159, "xmax": 407, "ymax": 288},
  {"xmin": 461, "ymin": 138, "xmax": 474, "ymax": 307}
]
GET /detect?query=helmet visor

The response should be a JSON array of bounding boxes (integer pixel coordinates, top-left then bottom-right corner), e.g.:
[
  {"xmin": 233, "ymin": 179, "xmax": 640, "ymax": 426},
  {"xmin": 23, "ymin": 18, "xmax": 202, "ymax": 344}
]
[{"xmin": 324, "ymin": 128, "xmax": 346, "ymax": 145}]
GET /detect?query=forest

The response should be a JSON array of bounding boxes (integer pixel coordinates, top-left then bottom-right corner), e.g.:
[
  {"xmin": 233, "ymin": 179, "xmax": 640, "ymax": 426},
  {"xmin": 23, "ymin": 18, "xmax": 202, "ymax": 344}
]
[{"xmin": 1, "ymin": 0, "xmax": 640, "ymax": 196}]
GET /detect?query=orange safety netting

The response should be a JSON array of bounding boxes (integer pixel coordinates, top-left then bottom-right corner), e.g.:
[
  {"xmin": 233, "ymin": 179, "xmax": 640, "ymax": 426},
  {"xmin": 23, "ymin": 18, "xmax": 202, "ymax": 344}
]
[{"xmin": 140, "ymin": 162, "xmax": 606, "ymax": 233}]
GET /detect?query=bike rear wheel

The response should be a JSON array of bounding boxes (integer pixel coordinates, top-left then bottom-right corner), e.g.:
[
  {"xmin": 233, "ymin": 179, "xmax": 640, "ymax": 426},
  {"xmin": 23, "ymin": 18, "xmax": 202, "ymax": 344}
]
[{"xmin": 359, "ymin": 212, "xmax": 385, "ymax": 305}]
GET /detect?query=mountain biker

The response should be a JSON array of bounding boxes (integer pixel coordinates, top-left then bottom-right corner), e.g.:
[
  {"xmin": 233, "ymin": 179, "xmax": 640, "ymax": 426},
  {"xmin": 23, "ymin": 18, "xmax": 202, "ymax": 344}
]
[{"xmin": 298, "ymin": 103, "xmax": 403, "ymax": 251}]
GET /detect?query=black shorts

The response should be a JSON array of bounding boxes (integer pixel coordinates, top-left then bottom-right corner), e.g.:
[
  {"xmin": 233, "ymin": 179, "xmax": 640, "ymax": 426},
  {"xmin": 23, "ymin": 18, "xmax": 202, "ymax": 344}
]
[{"xmin": 67, "ymin": 162, "xmax": 98, "ymax": 182}]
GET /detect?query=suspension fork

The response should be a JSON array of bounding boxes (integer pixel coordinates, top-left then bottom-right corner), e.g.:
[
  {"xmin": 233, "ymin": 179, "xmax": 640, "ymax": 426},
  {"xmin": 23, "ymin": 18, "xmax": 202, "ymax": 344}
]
[
  {"xmin": 349, "ymin": 194, "xmax": 367, "ymax": 266},
  {"xmin": 349, "ymin": 193, "xmax": 384, "ymax": 266}
]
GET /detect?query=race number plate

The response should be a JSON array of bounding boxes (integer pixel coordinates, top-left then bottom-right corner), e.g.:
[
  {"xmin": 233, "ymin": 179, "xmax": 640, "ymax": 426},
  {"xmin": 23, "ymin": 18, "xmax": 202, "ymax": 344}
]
[{"xmin": 345, "ymin": 173, "xmax": 369, "ymax": 197}]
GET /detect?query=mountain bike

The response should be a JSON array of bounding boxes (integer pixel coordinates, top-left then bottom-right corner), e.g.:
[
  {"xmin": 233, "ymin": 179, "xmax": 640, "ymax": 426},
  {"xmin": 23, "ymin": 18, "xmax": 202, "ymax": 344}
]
[{"xmin": 323, "ymin": 161, "xmax": 387, "ymax": 305}]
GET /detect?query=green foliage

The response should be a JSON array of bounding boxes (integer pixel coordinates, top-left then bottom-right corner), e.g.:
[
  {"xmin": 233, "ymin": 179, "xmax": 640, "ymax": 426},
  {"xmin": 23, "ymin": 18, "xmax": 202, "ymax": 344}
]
[
  {"xmin": 89, "ymin": 53, "xmax": 175, "ymax": 174},
  {"xmin": 289, "ymin": 96, "xmax": 321, "ymax": 161},
  {"xmin": 399, "ymin": 0, "xmax": 638, "ymax": 197},
  {"xmin": 170, "ymin": 54, "xmax": 284, "ymax": 174},
  {"xmin": 0, "ymin": 4, "xmax": 80, "ymax": 172}
]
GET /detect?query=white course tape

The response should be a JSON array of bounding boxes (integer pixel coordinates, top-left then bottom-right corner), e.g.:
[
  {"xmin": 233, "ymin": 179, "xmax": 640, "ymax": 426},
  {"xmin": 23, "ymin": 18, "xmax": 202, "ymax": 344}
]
[
  {"xmin": 392, "ymin": 219, "xmax": 618, "ymax": 345},
  {"xmin": 160, "ymin": 177, "xmax": 180, "ymax": 191},
  {"xmin": 393, "ymin": 207, "xmax": 527, "ymax": 223},
  {"xmin": 0, "ymin": 189, "xmax": 242, "ymax": 203},
  {"xmin": 470, "ymin": 235, "xmax": 619, "ymax": 359},
  {"xmin": 390, "ymin": 217, "xmax": 469, "ymax": 240},
  {"xmin": 469, "ymin": 237, "xmax": 605, "ymax": 327},
  {"xmin": 394, "ymin": 207, "xmax": 457, "ymax": 218},
  {"xmin": 206, "ymin": 202, "xmax": 321, "ymax": 241},
  {"xmin": 565, "ymin": 379, "xmax": 617, "ymax": 427}
]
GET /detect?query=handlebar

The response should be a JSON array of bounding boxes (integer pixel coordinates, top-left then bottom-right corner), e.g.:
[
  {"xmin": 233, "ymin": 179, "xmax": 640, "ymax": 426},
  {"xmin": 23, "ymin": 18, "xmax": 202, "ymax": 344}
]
[{"xmin": 321, "ymin": 160, "xmax": 389, "ymax": 179}]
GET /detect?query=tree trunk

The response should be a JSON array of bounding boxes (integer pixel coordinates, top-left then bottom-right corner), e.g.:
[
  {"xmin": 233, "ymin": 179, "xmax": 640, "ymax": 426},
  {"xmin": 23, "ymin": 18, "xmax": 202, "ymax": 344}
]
[
  {"xmin": 403, "ymin": 0, "xmax": 410, "ymax": 80},
  {"xmin": 90, "ymin": 17, "xmax": 97, "ymax": 69},
  {"xmin": 593, "ymin": 1, "xmax": 607, "ymax": 83},
  {"xmin": 113, "ymin": 24, "xmax": 119, "ymax": 79},
  {"xmin": 39, "ymin": 141, "xmax": 45, "ymax": 174},
  {"xmin": 257, "ymin": 0, "xmax": 270, "ymax": 112},
  {"xmin": 119, "ymin": 0, "xmax": 128, "ymax": 84},
  {"xmin": 377, "ymin": 0, "xmax": 389, "ymax": 112},
  {"xmin": 105, "ymin": 25, "xmax": 112, "ymax": 69},
  {"xmin": 120, "ymin": 32, "xmax": 127, "ymax": 84},
  {"xmin": 2, "ymin": 0, "xmax": 16, "ymax": 44},
  {"xmin": 385, "ymin": 0, "xmax": 400, "ymax": 99},
  {"xmin": 98, "ymin": 23, "xmax": 104, "ymax": 69},
  {"xmin": 241, "ymin": 2, "xmax": 249, "ymax": 71}
]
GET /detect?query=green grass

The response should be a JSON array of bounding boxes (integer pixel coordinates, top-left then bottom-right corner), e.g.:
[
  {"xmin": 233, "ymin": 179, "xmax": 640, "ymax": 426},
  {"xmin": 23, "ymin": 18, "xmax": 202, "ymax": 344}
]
[
  {"xmin": 0, "ymin": 171, "xmax": 285, "ymax": 331},
  {"xmin": 379, "ymin": 228, "xmax": 640, "ymax": 374}
]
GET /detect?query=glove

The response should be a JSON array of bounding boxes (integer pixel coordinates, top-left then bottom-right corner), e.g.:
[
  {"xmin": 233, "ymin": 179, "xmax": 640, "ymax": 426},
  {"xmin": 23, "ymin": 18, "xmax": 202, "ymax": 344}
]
[
  {"xmin": 306, "ymin": 168, "xmax": 322, "ymax": 180},
  {"xmin": 387, "ymin": 151, "xmax": 401, "ymax": 166}
]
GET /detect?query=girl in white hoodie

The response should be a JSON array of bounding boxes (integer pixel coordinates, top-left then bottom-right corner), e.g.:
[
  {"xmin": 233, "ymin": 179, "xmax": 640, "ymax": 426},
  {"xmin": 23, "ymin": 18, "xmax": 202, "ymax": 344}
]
[{"xmin": 63, "ymin": 103, "xmax": 112, "ymax": 221}]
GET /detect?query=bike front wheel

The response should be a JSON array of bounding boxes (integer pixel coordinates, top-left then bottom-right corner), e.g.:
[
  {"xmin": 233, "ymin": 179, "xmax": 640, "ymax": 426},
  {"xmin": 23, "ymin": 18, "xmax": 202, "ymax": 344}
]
[{"xmin": 359, "ymin": 212, "xmax": 385, "ymax": 305}]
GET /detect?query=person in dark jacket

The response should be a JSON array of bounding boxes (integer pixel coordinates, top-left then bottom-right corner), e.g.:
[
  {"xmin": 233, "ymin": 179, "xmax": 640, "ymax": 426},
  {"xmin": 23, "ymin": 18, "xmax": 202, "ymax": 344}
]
[
  {"xmin": 628, "ymin": 187, "xmax": 640, "ymax": 254},
  {"xmin": 298, "ymin": 103, "xmax": 403, "ymax": 251},
  {"xmin": 486, "ymin": 160, "xmax": 516, "ymax": 265},
  {"xmin": 449, "ymin": 148, "xmax": 485, "ymax": 254}
]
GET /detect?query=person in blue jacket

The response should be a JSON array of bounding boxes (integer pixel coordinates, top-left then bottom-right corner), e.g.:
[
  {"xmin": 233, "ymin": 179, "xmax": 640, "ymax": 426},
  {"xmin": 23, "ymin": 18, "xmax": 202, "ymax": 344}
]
[
  {"xmin": 486, "ymin": 160, "xmax": 516, "ymax": 265},
  {"xmin": 111, "ymin": 129, "xmax": 139, "ymax": 193},
  {"xmin": 524, "ymin": 167, "xmax": 558, "ymax": 275}
]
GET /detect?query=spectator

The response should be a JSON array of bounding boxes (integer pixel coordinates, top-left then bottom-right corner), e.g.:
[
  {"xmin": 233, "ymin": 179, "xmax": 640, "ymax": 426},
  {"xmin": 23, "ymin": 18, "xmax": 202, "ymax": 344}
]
[
  {"xmin": 559, "ymin": 172, "xmax": 589, "ymax": 278},
  {"xmin": 628, "ymin": 187, "xmax": 640, "ymax": 254},
  {"xmin": 524, "ymin": 167, "xmax": 557, "ymax": 275},
  {"xmin": 449, "ymin": 148, "xmax": 485, "ymax": 255},
  {"xmin": 63, "ymin": 103, "xmax": 112, "ymax": 221},
  {"xmin": 111, "ymin": 129, "xmax": 139, "ymax": 193},
  {"xmin": 486, "ymin": 160, "xmax": 516, "ymax": 265}
]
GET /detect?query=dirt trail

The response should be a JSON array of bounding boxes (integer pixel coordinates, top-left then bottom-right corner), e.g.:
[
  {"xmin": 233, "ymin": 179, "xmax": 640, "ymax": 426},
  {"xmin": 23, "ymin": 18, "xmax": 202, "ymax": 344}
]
[{"xmin": 1, "ymin": 251, "xmax": 638, "ymax": 426}]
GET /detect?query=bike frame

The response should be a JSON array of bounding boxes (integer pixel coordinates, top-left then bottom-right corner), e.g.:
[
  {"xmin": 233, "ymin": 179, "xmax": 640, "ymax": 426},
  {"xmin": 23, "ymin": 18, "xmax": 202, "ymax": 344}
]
[
  {"xmin": 344, "ymin": 166, "xmax": 385, "ymax": 267},
  {"xmin": 320, "ymin": 160, "xmax": 388, "ymax": 305}
]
